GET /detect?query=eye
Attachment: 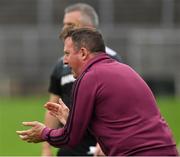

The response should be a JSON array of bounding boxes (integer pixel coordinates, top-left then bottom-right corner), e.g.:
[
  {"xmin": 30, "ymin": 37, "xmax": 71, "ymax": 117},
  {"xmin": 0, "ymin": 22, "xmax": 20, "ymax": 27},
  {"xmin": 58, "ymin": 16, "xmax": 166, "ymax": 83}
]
[{"xmin": 64, "ymin": 51, "xmax": 70, "ymax": 56}]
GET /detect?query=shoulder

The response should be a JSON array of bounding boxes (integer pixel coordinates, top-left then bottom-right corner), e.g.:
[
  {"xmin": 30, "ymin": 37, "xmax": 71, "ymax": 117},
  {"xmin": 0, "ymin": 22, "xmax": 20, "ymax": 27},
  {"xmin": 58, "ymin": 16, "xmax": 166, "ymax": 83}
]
[
  {"xmin": 105, "ymin": 46, "xmax": 122, "ymax": 62},
  {"xmin": 78, "ymin": 70, "xmax": 98, "ymax": 92},
  {"xmin": 80, "ymin": 65, "xmax": 99, "ymax": 84}
]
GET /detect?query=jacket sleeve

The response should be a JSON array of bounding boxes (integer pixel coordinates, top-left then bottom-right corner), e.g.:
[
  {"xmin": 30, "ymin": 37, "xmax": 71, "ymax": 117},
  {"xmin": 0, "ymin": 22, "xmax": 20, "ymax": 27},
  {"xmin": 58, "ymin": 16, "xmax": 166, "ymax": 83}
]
[{"xmin": 41, "ymin": 70, "xmax": 97, "ymax": 148}]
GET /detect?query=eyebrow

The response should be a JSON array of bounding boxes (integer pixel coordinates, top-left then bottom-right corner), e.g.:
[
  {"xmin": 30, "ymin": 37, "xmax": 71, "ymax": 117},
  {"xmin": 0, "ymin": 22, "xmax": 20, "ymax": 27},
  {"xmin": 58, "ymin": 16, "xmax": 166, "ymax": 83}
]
[{"xmin": 64, "ymin": 51, "xmax": 70, "ymax": 54}]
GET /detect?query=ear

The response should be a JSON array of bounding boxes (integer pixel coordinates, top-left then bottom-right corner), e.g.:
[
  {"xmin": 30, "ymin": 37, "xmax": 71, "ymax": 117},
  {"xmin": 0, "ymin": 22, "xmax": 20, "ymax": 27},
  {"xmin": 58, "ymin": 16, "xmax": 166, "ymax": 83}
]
[{"xmin": 80, "ymin": 47, "xmax": 89, "ymax": 60}]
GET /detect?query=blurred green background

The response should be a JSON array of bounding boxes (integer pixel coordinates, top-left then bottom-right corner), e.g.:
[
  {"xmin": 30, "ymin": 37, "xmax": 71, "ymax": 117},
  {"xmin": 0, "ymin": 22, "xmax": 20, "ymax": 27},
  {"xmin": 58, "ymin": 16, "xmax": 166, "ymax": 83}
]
[
  {"xmin": 0, "ymin": 95, "xmax": 57, "ymax": 156},
  {"xmin": 0, "ymin": 95, "xmax": 180, "ymax": 156}
]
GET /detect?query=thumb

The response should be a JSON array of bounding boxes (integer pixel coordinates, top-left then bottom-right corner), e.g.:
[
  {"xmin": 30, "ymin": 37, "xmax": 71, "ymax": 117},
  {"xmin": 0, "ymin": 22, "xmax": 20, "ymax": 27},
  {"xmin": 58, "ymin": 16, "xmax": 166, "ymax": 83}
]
[
  {"xmin": 59, "ymin": 98, "xmax": 69, "ymax": 112},
  {"xmin": 59, "ymin": 98, "xmax": 66, "ymax": 107}
]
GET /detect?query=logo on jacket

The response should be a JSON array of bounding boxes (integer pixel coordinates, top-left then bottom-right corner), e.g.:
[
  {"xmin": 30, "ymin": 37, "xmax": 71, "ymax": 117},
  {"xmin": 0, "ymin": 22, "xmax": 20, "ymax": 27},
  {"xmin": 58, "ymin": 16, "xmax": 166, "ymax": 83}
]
[{"xmin": 61, "ymin": 74, "xmax": 76, "ymax": 86}]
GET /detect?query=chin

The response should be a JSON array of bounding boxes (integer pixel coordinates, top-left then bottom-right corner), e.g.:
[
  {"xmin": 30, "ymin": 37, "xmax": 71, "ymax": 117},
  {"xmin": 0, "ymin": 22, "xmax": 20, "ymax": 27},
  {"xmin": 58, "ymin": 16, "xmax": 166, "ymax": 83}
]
[
  {"xmin": 73, "ymin": 74, "xmax": 78, "ymax": 79},
  {"xmin": 72, "ymin": 71, "xmax": 77, "ymax": 79}
]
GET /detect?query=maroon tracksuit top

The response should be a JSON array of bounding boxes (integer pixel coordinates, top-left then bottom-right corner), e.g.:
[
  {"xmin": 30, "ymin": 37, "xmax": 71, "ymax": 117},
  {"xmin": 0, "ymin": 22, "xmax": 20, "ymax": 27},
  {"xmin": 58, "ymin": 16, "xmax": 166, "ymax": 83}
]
[{"xmin": 42, "ymin": 53, "xmax": 178, "ymax": 156}]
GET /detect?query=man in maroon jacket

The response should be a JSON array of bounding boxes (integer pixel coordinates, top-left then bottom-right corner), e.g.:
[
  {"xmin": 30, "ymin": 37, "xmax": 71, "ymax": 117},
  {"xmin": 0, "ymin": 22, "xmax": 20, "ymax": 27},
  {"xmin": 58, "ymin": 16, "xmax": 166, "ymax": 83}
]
[{"xmin": 17, "ymin": 28, "xmax": 178, "ymax": 156}]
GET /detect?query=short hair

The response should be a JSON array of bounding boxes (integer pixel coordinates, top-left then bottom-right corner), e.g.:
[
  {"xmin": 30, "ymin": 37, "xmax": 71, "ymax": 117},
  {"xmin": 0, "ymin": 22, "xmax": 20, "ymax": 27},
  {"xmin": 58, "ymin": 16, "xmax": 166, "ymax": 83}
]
[
  {"xmin": 62, "ymin": 27, "xmax": 105, "ymax": 53},
  {"xmin": 65, "ymin": 3, "xmax": 99, "ymax": 28}
]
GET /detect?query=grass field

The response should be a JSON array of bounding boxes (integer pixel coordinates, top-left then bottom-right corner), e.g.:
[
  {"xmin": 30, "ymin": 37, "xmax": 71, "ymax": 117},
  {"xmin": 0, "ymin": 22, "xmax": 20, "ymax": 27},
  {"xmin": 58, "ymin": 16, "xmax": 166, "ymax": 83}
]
[
  {"xmin": 0, "ymin": 95, "xmax": 180, "ymax": 156},
  {"xmin": 0, "ymin": 95, "xmax": 57, "ymax": 156}
]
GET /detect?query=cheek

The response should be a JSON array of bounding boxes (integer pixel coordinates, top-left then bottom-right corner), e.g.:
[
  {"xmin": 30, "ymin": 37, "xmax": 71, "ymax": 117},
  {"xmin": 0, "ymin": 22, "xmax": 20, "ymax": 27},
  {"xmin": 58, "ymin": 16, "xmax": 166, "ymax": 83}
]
[
  {"xmin": 68, "ymin": 55, "xmax": 77, "ymax": 65},
  {"xmin": 72, "ymin": 56, "xmax": 81, "ymax": 69}
]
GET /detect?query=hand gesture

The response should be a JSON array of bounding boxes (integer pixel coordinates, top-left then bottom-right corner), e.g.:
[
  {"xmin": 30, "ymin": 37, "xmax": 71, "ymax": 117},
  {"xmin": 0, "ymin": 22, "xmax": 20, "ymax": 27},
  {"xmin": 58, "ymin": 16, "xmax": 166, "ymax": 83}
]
[
  {"xmin": 16, "ymin": 121, "xmax": 46, "ymax": 143},
  {"xmin": 44, "ymin": 98, "xmax": 69, "ymax": 125}
]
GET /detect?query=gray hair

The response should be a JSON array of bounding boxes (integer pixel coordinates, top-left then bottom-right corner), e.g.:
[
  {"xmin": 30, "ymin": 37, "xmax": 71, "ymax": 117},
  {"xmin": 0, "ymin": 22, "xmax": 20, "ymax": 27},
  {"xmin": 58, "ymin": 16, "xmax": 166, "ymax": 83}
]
[{"xmin": 65, "ymin": 3, "xmax": 99, "ymax": 28}]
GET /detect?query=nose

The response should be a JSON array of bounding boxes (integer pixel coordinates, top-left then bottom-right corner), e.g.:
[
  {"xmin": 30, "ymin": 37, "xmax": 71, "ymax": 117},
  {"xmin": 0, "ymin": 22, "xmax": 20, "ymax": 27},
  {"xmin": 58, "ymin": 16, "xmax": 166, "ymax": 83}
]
[{"xmin": 63, "ymin": 55, "xmax": 68, "ymax": 65}]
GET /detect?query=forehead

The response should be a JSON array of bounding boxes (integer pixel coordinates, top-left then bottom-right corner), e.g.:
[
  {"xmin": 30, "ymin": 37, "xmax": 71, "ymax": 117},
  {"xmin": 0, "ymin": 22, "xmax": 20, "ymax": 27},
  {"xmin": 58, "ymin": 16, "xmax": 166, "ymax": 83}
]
[
  {"xmin": 63, "ymin": 11, "xmax": 82, "ymax": 25},
  {"xmin": 64, "ymin": 37, "xmax": 74, "ymax": 49}
]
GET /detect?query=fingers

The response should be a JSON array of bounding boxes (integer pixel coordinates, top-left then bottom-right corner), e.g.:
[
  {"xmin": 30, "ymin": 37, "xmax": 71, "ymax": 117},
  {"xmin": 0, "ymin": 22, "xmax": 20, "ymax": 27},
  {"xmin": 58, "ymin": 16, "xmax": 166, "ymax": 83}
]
[
  {"xmin": 44, "ymin": 102, "xmax": 60, "ymax": 118},
  {"xmin": 44, "ymin": 100, "xmax": 69, "ymax": 112},
  {"xmin": 19, "ymin": 135, "xmax": 29, "ymax": 141},
  {"xmin": 59, "ymin": 98, "xmax": 68, "ymax": 108},
  {"xmin": 59, "ymin": 98, "xmax": 64, "ymax": 105},
  {"xmin": 17, "ymin": 132, "xmax": 35, "ymax": 143},
  {"xmin": 16, "ymin": 130, "xmax": 32, "ymax": 142},
  {"xmin": 22, "ymin": 121, "xmax": 37, "ymax": 127},
  {"xmin": 59, "ymin": 99, "xmax": 69, "ymax": 113},
  {"xmin": 16, "ymin": 130, "xmax": 30, "ymax": 136},
  {"xmin": 49, "ymin": 111, "xmax": 58, "ymax": 117},
  {"xmin": 16, "ymin": 121, "xmax": 42, "ymax": 136},
  {"xmin": 44, "ymin": 102, "xmax": 59, "ymax": 111},
  {"xmin": 44, "ymin": 100, "xmax": 69, "ymax": 124},
  {"xmin": 16, "ymin": 121, "xmax": 46, "ymax": 143}
]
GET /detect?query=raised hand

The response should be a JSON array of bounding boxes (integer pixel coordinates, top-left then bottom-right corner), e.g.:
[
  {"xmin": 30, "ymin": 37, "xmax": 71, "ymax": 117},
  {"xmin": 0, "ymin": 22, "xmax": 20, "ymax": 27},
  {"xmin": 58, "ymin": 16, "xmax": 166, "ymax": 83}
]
[{"xmin": 44, "ymin": 98, "xmax": 69, "ymax": 125}]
